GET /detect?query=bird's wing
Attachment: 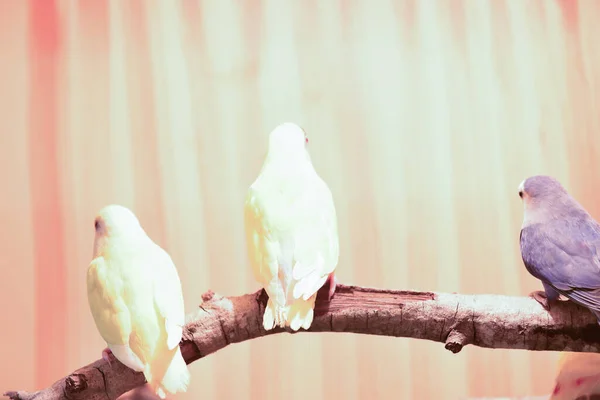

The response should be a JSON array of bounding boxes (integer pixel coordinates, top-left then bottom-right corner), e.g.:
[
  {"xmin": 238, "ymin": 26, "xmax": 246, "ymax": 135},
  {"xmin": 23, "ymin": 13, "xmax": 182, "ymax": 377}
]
[
  {"xmin": 521, "ymin": 218, "xmax": 600, "ymax": 311},
  {"xmin": 152, "ymin": 247, "xmax": 186, "ymax": 350},
  {"xmin": 86, "ymin": 256, "xmax": 132, "ymax": 346},
  {"xmin": 244, "ymin": 186, "xmax": 287, "ymax": 305},
  {"xmin": 290, "ymin": 179, "xmax": 340, "ymax": 301}
]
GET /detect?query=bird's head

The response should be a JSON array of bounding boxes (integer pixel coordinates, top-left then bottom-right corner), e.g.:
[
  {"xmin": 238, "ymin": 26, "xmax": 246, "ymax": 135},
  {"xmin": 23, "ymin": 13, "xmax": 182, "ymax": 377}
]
[
  {"xmin": 94, "ymin": 204, "xmax": 142, "ymax": 237},
  {"xmin": 518, "ymin": 175, "xmax": 585, "ymax": 227},
  {"xmin": 518, "ymin": 175, "xmax": 569, "ymax": 205},
  {"xmin": 92, "ymin": 205, "xmax": 146, "ymax": 258},
  {"xmin": 267, "ymin": 122, "xmax": 309, "ymax": 159}
]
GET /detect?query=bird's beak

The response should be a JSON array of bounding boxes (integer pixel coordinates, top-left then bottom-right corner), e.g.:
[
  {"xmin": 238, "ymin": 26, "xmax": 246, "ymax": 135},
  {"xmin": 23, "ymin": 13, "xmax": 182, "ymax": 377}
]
[
  {"xmin": 517, "ymin": 180, "xmax": 525, "ymax": 194},
  {"xmin": 517, "ymin": 180, "xmax": 527, "ymax": 203}
]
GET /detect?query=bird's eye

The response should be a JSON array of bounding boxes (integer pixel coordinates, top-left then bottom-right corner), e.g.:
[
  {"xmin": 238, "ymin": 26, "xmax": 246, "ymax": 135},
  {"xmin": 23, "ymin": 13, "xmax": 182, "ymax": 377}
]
[
  {"xmin": 518, "ymin": 191, "xmax": 523, "ymax": 198},
  {"xmin": 305, "ymin": 137, "xmax": 309, "ymax": 144},
  {"xmin": 94, "ymin": 220, "xmax": 100, "ymax": 230}
]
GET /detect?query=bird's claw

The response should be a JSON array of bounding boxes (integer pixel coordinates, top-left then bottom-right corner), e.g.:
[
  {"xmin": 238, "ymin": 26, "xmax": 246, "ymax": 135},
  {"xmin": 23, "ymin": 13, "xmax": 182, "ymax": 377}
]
[
  {"xmin": 529, "ymin": 290, "xmax": 552, "ymax": 311},
  {"xmin": 102, "ymin": 348, "xmax": 114, "ymax": 367},
  {"xmin": 327, "ymin": 273, "xmax": 337, "ymax": 302}
]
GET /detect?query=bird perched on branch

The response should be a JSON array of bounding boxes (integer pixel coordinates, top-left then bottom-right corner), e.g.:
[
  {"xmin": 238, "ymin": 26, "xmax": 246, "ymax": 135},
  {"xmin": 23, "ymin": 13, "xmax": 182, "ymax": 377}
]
[
  {"xmin": 86, "ymin": 204, "xmax": 190, "ymax": 399},
  {"xmin": 244, "ymin": 122, "xmax": 339, "ymax": 331},
  {"xmin": 518, "ymin": 175, "xmax": 600, "ymax": 323}
]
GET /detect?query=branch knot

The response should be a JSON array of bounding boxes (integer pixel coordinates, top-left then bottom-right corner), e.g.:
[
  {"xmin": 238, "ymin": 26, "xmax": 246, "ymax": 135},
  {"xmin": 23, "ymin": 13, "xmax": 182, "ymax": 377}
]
[{"xmin": 445, "ymin": 329, "xmax": 469, "ymax": 354}]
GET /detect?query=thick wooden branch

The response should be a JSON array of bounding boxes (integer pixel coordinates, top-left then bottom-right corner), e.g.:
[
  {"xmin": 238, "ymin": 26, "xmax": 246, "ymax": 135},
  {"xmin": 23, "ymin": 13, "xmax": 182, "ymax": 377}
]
[{"xmin": 5, "ymin": 284, "xmax": 600, "ymax": 400}]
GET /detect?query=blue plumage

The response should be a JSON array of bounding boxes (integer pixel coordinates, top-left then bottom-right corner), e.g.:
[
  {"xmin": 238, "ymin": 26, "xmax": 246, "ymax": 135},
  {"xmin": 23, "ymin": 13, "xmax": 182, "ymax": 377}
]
[{"xmin": 518, "ymin": 175, "xmax": 600, "ymax": 323}]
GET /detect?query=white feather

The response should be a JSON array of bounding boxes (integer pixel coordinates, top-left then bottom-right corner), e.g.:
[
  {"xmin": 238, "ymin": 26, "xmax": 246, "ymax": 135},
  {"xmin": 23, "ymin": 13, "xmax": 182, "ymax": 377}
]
[
  {"xmin": 86, "ymin": 205, "xmax": 190, "ymax": 398},
  {"xmin": 107, "ymin": 344, "xmax": 145, "ymax": 372},
  {"xmin": 244, "ymin": 123, "xmax": 340, "ymax": 331}
]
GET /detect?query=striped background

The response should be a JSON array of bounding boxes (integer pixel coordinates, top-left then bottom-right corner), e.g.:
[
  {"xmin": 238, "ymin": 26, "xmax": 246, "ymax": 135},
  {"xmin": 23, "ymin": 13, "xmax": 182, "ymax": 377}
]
[{"xmin": 2, "ymin": 1, "xmax": 600, "ymax": 398}]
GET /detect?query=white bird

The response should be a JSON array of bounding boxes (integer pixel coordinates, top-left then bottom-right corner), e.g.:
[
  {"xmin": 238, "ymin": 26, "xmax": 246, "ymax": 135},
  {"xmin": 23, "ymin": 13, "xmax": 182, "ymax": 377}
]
[
  {"xmin": 87, "ymin": 204, "xmax": 190, "ymax": 398},
  {"xmin": 244, "ymin": 123, "xmax": 340, "ymax": 331}
]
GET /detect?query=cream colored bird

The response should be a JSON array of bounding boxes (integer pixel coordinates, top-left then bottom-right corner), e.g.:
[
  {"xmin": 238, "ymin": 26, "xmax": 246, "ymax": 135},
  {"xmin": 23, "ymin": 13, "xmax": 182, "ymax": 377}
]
[
  {"xmin": 87, "ymin": 204, "xmax": 190, "ymax": 399},
  {"xmin": 549, "ymin": 352, "xmax": 600, "ymax": 399},
  {"xmin": 244, "ymin": 122, "xmax": 339, "ymax": 331}
]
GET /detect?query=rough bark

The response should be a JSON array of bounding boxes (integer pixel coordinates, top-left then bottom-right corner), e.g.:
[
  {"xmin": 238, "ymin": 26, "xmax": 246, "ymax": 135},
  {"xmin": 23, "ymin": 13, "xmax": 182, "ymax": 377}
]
[{"xmin": 5, "ymin": 284, "xmax": 600, "ymax": 400}]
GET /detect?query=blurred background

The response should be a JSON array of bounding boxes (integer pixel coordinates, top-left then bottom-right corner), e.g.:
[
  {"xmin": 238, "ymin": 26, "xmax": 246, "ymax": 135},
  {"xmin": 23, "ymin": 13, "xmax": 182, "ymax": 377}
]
[{"xmin": 1, "ymin": 0, "xmax": 600, "ymax": 399}]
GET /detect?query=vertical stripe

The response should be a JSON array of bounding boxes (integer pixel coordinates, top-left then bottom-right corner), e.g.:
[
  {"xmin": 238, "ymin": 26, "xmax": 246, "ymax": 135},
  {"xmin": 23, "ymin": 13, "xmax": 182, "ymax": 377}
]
[
  {"xmin": 124, "ymin": 0, "xmax": 166, "ymax": 243},
  {"xmin": 0, "ymin": 0, "xmax": 35, "ymax": 392},
  {"xmin": 108, "ymin": 0, "xmax": 135, "ymax": 205},
  {"xmin": 65, "ymin": 0, "xmax": 112, "ymax": 369},
  {"xmin": 197, "ymin": 1, "xmax": 254, "ymax": 398},
  {"xmin": 27, "ymin": 0, "xmax": 67, "ymax": 388}
]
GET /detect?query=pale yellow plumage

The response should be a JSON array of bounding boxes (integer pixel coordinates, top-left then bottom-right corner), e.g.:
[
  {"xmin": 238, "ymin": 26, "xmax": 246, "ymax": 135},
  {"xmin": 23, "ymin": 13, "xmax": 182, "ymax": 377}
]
[
  {"xmin": 244, "ymin": 123, "xmax": 339, "ymax": 331},
  {"xmin": 549, "ymin": 352, "xmax": 600, "ymax": 399},
  {"xmin": 87, "ymin": 204, "xmax": 190, "ymax": 399}
]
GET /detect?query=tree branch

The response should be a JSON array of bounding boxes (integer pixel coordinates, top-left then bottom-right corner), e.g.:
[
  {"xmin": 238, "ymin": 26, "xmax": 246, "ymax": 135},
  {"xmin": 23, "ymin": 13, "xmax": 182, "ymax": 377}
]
[{"xmin": 5, "ymin": 284, "xmax": 600, "ymax": 400}]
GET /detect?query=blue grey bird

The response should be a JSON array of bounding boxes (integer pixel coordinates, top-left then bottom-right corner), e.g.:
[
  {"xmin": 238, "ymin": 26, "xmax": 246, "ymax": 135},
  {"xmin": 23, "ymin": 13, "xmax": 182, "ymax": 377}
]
[{"xmin": 518, "ymin": 175, "xmax": 600, "ymax": 324}]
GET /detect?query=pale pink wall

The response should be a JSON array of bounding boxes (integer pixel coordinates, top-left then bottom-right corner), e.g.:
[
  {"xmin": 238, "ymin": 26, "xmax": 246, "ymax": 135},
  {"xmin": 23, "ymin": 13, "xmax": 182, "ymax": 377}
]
[{"xmin": 1, "ymin": 1, "xmax": 600, "ymax": 398}]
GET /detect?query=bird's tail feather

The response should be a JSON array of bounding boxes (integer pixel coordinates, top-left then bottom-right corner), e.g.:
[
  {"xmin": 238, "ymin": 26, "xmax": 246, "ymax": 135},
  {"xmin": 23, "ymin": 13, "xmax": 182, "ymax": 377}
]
[
  {"xmin": 145, "ymin": 347, "xmax": 190, "ymax": 399},
  {"xmin": 263, "ymin": 296, "xmax": 316, "ymax": 331},
  {"xmin": 288, "ymin": 296, "xmax": 316, "ymax": 331},
  {"xmin": 263, "ymin": 298, "xmax": 289, "ymax": 330}
]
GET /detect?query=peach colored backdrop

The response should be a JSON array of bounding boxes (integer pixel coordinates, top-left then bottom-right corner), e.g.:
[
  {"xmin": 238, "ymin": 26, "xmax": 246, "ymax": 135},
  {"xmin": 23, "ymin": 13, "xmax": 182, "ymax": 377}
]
[{"xmin": 2, "ymin": 0, "xmax": 600, "ymax": 398}]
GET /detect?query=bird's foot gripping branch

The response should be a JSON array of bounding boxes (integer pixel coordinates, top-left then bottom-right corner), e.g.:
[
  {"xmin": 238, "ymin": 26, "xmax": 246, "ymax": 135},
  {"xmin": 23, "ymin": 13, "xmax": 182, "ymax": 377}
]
[{"xmin": 5, "ymin": 284, "xmax": 600, "ymax": 400}]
